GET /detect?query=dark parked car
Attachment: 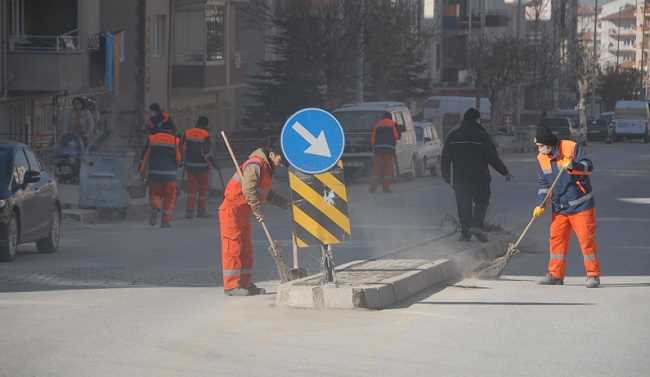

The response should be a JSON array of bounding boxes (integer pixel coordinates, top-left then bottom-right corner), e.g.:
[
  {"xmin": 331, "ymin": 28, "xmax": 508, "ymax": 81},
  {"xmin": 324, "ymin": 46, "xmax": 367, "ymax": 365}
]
[
  {"xmin": 588, "ymin": 112, "xmax": 615, "ymax": 142},
  {"xmin": 0, "ymin": 142, "xmax": 61, "ymax": 262}
]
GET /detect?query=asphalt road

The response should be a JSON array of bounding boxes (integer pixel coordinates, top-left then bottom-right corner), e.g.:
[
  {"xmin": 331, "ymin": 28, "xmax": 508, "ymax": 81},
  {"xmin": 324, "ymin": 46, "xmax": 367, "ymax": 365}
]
[{"xmin": 1, "ymin": 142, "xmax": 649, "ymax": 377}]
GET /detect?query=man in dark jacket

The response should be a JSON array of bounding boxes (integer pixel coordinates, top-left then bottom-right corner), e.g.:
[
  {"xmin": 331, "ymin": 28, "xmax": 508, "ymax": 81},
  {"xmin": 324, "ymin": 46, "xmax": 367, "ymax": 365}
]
[{"xmin": 441, "ymin": 108, "xmax": 512, "ymax": 242}]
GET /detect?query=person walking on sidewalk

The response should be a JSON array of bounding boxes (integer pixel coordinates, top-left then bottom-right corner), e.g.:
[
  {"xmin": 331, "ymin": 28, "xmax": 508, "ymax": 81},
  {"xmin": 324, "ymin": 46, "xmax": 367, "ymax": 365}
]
[
  {"xmin": 532, "ymin": 124, "xmax": 601, "ymax": 288},
  {"xmin": 219, "ymin": 146, "xmax": 289, "ymax": 296},
  {"xmin": 139, "ymin": 123, "xmax": 181, "ymax": 228},
  {"xmin": 441, "ymin": 108, "xmax": 512, "ymax": 242},
  {"xmin": 144, "ymin": 103, "xmax": 176, "ymax": 135},
  {"xmin": 369, "ymin": 112, "xmax": 401, "ymax": 193},
  {"xmin": 181, "ymin": 116, "xmax": 214, "ymax": 219}
]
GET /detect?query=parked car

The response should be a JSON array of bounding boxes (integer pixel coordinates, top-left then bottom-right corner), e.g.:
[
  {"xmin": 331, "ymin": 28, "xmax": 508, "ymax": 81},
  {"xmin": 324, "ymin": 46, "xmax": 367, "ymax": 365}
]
[
  {"xmin": 548, "ymin": 110, "xmax": 588, "ymax": 146},
  {"xmin": 613, "ymin": 100, "xmax": 650, "ymax": 143},
  {"xmin": 333, "ymin": 102, "xmax": 418, "ymax": 179},
  {"xmin": 413, "ymin": 122, "xmax": 442, "ymax": 177},
  {"xmin": 0, "ymin": 142, "xmax": 61, "ymax": 262},
  {"xmin": 588, "ymin": 112, "xmax": 615, "ymax": 142}
]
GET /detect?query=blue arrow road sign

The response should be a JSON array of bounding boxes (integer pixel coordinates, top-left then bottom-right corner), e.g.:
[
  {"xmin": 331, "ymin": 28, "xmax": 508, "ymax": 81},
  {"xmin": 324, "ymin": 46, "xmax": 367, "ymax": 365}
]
[{"xmin": 281, "ymin": 108, "xmax": 345, "ymax": 174}]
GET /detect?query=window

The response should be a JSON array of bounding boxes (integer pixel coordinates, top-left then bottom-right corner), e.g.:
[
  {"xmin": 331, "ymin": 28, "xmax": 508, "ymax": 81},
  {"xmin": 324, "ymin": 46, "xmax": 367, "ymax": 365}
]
[
  {"xmin": 415, "ymin": 127, "xmax": 424, "ymax": 142},
  {"xmin": 393, "ymin": 112, "xmax": 406, "ymax": 129},
  {"xmin": 13, "ymin": 149, "xmax": 29, "ymax": 188},
  {"xmin": 24, "ymin": 148, "xmax": 42, "ymax": 173},
  {"xmin": 151, "ymin": 15, "xmax": 166, "ymax": 57},
  {"xmin": 206, "ymin": 3, "xmax": 225, "ymax": 62},
  {"xmin": 424, "ymin": 0, "xmax": 434, "ymax": 19}
]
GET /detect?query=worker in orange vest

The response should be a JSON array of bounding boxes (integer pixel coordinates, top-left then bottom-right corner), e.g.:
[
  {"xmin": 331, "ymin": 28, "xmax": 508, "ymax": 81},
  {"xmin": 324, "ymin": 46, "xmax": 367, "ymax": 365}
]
[
  {"xmin": 181, "ymin": 116, "xmax": 214, "ymax": 219},
  {"xmin": 369, "ymin": 112, "xmax": 401, "ymax": 193},
  {"xmin": 533, "ymin": 124, "xmax": 601, "ymax": 288},
  {"xmin": 139, "ymin": 123, "xmax": 181, "ymax": 228},
  {"xmin": 144, "ymin": 103, "xmax": 176, "ymax": 135},
  {"xmin": 219, "ymin": 146, "xmax": 289, "ymax": 296}
]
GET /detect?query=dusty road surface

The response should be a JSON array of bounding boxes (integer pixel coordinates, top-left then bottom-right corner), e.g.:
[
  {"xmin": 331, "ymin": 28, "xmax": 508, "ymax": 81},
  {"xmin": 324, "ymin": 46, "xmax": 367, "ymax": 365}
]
[{"xmin": 1, "ymin": 142, "xmax": 649, "ymax": 377}]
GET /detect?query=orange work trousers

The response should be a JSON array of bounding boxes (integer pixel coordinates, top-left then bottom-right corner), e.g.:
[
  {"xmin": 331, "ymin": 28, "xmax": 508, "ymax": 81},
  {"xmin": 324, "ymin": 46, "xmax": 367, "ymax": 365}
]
[
  {"xmin": 371, "ymin": 151, "xmax": 395, "ymax": 190},
  {"xmin": 185, "ymin": 170, "xmax": 209, "ymax": 212},
  {"xmin": 219, "ymin": 203, "xmax": 253, "ymax": 290},
  {"xmin": 149, "ymin": 181, "xmax": 177, "ymax": 222},
  {"xmin": 548, "ymin": 208, "xmax": 600, "ymax": 279}
]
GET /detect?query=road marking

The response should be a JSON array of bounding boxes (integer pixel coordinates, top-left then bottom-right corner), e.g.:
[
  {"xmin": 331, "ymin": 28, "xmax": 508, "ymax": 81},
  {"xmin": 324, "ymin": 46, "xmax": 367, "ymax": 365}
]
[
  {"xmin": 617, "ymin": 197, "xmax": 650, "ymax": 205},
  {"xmin": 599, "ymin": 217, "xmax": 650, "ymax": 223}
]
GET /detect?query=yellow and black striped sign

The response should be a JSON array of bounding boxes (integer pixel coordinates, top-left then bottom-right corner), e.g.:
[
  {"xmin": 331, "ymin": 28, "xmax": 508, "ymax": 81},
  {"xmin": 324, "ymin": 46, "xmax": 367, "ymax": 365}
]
[{"xmin": 289, "ymin": 160, "xmax": 351, "ymax": 247}]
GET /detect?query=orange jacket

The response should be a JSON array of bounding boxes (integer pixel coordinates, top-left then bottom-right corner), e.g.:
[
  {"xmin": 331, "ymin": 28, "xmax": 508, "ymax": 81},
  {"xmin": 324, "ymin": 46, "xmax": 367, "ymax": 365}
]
[{"xmin": 370, "ymin": 118, "xmax": 400, "ymax": 152}]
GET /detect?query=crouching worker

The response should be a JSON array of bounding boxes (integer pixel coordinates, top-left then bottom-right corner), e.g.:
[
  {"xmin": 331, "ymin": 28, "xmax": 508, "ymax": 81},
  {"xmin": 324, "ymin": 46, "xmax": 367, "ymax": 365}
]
[{"xmin": 219, "ymin": 147, "xmax": 289, "ymax": 296}]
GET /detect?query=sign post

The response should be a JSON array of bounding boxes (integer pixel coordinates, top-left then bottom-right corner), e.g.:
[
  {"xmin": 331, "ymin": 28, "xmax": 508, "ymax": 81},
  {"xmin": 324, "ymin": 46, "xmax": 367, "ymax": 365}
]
[{"xmin": 281, "ymin": 108, "xmax": 349, "ymax": 283}]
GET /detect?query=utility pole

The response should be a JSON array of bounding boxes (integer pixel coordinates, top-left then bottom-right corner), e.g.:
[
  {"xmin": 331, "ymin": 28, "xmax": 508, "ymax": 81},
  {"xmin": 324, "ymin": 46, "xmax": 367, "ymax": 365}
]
[
  {"xmin": 356, "ymin": 0, "xmax": 365, "ymax": 103},
  {"xmin": 514, "ymin": 0, "xmax": 523, "ymax": 131},
  {"xmin": 617, "ymin": 6, "xmax": 622, "ymax": 71},
  {"xmin": 640, "ymin": 0, "xmax": 647, "ymax": 99},
  {"xmin": 592, "ymin": 0, "xmax": 598, "ymax": 117}
]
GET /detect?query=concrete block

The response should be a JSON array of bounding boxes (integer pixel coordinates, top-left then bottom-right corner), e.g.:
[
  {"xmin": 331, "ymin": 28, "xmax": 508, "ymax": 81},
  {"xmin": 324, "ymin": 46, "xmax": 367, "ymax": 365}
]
[
  {"xmin": 322, "ymin": 284, "xmax": 358, "ymax": 309},
  {"xmin": 62, "ymin": 209, "xmax": 97, "ymax": 224}
]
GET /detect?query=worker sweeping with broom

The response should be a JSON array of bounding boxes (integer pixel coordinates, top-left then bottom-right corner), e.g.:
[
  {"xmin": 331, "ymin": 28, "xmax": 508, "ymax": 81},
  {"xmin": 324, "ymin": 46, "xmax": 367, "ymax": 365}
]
[
  {"xmin": 533, "ymin": 124, "xmax": 601, "ymax": 288},
  {"xmin": 219, "ymin": 145, "xmax": 290, "ymax": 296}
]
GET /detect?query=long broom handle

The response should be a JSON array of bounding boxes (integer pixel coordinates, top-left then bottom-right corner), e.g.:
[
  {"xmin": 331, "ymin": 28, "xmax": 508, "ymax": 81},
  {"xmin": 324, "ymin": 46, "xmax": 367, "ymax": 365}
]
[
  {"xmin": 511, "ymin": 166, "xmax": 567, "ymax": 250},
  {"xmin": 220, "ymin": 131, "xmax": 277, "ymax": 248}
]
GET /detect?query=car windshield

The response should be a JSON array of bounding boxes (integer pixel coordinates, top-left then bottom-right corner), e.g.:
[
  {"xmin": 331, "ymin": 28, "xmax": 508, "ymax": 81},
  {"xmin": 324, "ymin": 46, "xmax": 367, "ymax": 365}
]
[
  {"xmin": 0, "ymin": 147, "xmax": 13, "ymax": 190},
  {"xmin": 334, "ymin": 110, "xmax": 386, "ymax": 131},
  {"xmin": 415, "ymin": 127, "xmax": 424, "ymax": 142}
]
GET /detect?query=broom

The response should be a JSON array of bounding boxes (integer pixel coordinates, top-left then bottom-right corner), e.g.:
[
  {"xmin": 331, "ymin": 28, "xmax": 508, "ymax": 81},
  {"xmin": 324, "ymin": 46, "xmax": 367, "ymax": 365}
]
[
  {"xmin": 475, "ymin": 166, "xmax": 566, "ymax": 279},
  {"xmin": 220, "ymin": 131, "xmax": 294, "ymax": 283}
]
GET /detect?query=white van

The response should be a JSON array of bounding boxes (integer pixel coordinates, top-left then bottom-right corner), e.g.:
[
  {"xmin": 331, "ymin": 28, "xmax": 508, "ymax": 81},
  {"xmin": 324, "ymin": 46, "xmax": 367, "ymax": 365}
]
[
  {"xmin": 613, "ymin": 100, "xmax": 650, "ymax": 143},
  {"xmin": 333, "ymin": 102, "xmax": 418, "ymax": 178},
  {"xmin": 423, "ymin": 96, "xmax": 491, "ymax": 128}
]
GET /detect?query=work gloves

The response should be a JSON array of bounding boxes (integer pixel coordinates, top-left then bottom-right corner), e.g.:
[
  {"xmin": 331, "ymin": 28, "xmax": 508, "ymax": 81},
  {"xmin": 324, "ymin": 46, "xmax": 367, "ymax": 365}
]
[{"xmin": 533, "ymin": 206, "xmax": 546, "ymax": 218}]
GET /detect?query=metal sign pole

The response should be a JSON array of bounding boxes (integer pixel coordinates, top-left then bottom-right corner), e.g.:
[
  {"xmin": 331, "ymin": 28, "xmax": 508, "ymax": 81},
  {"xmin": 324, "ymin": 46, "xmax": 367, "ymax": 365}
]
[
  {"xmin": 320, "ymin": 244, "xmax": 336, "ymax": 284},
  {"xmin": 292, "ymin": 233, "xmax": 299, "ymax": 269}
]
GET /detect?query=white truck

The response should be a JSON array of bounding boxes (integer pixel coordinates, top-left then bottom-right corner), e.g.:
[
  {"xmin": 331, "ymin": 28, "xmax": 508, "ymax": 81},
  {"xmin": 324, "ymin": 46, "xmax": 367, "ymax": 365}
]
[
  {"xmin": 423, "ymin": 96, "xmax": 491, "ymax": 138},
  {"xmin": 333, "ymin": 102, "xmax": 418, "ymax": 179},
  {"xmin": 613, "ymin": 100, "xmax": 650, "ymax": 143}
]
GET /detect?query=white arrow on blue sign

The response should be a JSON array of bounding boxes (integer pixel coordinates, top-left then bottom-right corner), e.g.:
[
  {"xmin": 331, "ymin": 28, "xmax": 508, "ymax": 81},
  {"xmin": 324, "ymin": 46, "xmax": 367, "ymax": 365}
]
[{"xmin": 280, "ymin": 108, "xmax": 345, "ymax": 174}]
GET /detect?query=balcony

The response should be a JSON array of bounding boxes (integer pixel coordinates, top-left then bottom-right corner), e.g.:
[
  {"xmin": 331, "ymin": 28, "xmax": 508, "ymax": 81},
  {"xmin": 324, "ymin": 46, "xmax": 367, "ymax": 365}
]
[
  {"xmin": 172, "ymin": 0, "xmax": 245, "ymax": 90},
  {"xmin": 7, "ymin": 32, "xmax": 92, "ymax": 92}
]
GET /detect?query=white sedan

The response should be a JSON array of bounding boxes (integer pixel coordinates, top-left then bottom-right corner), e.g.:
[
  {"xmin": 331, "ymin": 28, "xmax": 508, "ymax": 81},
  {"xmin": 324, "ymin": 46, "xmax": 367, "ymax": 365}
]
[{"xmin": 414, "ymin": 122, "xmax": 443, "ymax": 177}]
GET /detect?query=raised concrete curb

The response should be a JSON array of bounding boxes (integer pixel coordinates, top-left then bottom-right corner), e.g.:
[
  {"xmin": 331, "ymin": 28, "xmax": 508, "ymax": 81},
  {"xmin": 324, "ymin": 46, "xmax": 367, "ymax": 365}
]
[
  {"xmin": 276, "ymin": 259, "xmax": 454, "ymax": 310},
  {"xmin": 275, "ymin": 231, "xmax": 513, "ymax": 310},
  {"xmin": 62, "ymin": 209, "xmax": 98, "ymax": 224}
]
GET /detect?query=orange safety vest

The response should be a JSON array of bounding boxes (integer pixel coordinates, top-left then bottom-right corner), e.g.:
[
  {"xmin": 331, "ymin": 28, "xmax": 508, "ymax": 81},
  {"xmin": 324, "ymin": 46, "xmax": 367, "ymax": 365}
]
[
  {"xmin": 222, "ymin": 156, "xmax": 273, "ymax": 209},
  {"xmin": 182, "ymin": 127, "xmax": 211, "ymax": 170},
  {"xmin": 140, "ymin": 132, "xmax": 181, "ymax": 181}
]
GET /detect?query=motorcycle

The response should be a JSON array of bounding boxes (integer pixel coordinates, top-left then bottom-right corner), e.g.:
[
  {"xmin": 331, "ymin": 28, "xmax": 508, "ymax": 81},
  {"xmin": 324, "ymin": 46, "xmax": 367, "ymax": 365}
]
[{"xmin": 54, "ymin": 133, "xmax": 85, "ymax": 184}]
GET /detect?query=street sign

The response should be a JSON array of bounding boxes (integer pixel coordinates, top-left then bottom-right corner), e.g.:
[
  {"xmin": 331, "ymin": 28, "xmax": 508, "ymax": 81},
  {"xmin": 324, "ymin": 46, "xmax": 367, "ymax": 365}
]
[
  {"xmin": 290, "ymin": 161, "xmax": 351, "ymax": 247},
  {"xmin": 280, "ymin": 108, "xmax": 345, "ymax": 174}
]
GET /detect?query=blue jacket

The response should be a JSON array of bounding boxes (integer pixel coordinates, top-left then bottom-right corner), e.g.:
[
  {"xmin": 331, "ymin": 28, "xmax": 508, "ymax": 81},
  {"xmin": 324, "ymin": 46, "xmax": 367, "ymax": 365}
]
[{"xmin": 537, "ymin": 140, "xmax": 595, "ymax": 215}]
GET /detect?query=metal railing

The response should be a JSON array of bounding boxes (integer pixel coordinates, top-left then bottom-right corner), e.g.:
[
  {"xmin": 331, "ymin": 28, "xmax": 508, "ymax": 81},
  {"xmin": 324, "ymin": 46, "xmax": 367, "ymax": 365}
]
[{"xmin": 9, "ymin": 29, "xmax": 80, "ymax": 52}]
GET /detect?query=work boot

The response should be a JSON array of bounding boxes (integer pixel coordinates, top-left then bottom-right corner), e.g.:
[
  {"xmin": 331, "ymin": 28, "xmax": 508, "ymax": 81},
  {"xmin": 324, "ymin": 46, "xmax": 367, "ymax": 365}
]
[
  {"xmin": 247, "ymin": 283, "xmax": 266, "ymax": 295},
  {"xmin": 586, "ymin": 276, "xmax": 600, "ymax": 288},
  {"xmin": 185, "ymin": 210, "xmax": 194, "ymax": 219},
  {"xmin": 149, "ymin": 208, "xmax": 160, "ymax": 226},
  {"xmin": 197, "ymin": 209, "xmax": 211, "ymax": 219},
  {"xmin": 224, "ymin": 288, "xmax": 251, "ymax": 297},
  {"xmin": 458, "ymin": 233, "xmax": 471, "ymax": 242},
  {"xmin": 538, "ymin": 274, "xmax": 564, "ymax": 285},
  {"xmin": 469, "ymin": 227, "xmax": 489, "ymax": 243},
  {"xmin": 160, "ymin": 219, "xmax": 172, "ymax": 228}
]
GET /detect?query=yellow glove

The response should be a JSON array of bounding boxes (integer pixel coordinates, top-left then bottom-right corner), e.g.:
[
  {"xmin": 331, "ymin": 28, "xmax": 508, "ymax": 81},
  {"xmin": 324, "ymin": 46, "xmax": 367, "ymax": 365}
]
[{"xmin": 533, "ymin": 206, "xmax": 546, "ymax": 218}]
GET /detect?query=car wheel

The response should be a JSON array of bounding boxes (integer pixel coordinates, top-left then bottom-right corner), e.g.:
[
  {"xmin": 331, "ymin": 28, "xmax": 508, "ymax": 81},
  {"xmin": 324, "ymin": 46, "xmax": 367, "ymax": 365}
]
[
  {"xmin": 37, "ymin": 209, "xmax": 61, "ymax": 254},
  {"xmin": 415, "ymin": 157, "xmax": 425, "ymax": 178},
  {"xmin": 0, "ymin": 214, "xmax": 19, "ymax": 262}
]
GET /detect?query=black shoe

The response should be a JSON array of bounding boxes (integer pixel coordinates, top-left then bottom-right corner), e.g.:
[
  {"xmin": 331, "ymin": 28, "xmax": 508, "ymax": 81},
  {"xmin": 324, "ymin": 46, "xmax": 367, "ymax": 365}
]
[
  {"xmin": 458, "ymin": 233, "xmax": 471, "ymax": 242},
  {"xmin": 248, "ymin": 283, "xmax": 266, "ymax": 295},
  {"xmin": 185, "ymin": 210, "xmax": 194, "ymax": 219},
  {"xmin": 160, "ymin": 220, "xmax": 171, "ymax": 228},
  {"xmin": 149, "ymin": 208, "xmax": 160, "ymax": 226},
  {"xmin": 539, "ymin": 274, "xmax": 564, "ymax": 285},
  {"xmin": 469, "ymin": 227, "xmax": 489, "ymax": 243},
  {"xmin": 225, "ymin": 288, "xmax": 251, "ymax": 296}
]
